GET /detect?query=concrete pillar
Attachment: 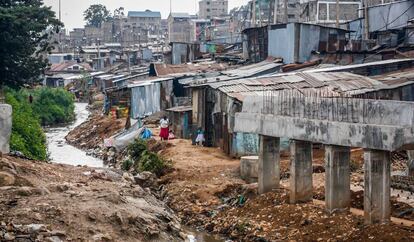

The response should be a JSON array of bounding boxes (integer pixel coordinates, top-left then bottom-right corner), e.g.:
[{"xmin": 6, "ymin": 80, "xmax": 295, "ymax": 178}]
[
  {"xmin": 290, "ymin": 140, "xmax": 313, "ymax": 203},
  {"xmin": 0, "ymin": 104, "xmax": 12, "ymax": 154},
  {"xmin": 258, "ymin": 135, "xmax": 280, "ymax": 194},
  {"xmin": 364, "ymin": 150, "xmax": 391, "ymax": 224},
  {"xmin": 325, "ymin": 145, "xmax": 351, "ymax": 213},
  {"xmin": 406, "ymin": 150, "xmax": 414, "ymax": 176}
]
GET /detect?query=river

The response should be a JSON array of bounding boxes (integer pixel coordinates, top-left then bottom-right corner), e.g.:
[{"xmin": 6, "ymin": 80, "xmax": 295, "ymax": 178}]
[{"xmin": 45, "ymin": 103, "xmax": 104, "ymax": 167}]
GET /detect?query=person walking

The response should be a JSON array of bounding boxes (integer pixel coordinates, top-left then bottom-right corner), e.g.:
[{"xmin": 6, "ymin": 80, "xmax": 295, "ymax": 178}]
[{"xmin": 159, "ymin": 116, "xmax": 170, "ymax": 141}]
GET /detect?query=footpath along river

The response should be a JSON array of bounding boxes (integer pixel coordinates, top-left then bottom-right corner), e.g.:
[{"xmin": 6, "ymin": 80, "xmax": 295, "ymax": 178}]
[{"xmin": 44, "ymin": 103, "xmax": 225, "ymax": 242}]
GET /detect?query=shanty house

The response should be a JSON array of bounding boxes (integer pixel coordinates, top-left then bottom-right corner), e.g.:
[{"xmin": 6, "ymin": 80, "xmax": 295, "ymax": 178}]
[
  {"xmin": 170, "ymin": 42, "xmax": 202, "ymax": 65},
  {"xmin": 243, "ymin": 23, "xmax": 349, "ymax": 64},
  {"xmin": 166, "ymin": 106, "xmax": 193, "ymax": 139},
  {"xmin": 190, "ymin": 68, "xmax": 414, "ymax": 157}
]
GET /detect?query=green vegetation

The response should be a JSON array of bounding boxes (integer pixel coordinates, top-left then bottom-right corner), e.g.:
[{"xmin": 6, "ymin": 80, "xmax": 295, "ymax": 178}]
[
  {"xmin": 31, "ymin": 88, "xmax": 75, "ymax": 126},
  {"xmin": 83, "ymin": 4, "xmax": 111, "ymax": 28},
  {"xmin": 5, "ymin": 87, "xmax": 75, "ymax": 160},
  {"xmin": 123, "ymin": 139, "xmax": 169, "ymax": 176},
  {"xmin": 0, "ymin": 0, "xmax": 62, "ymax": 88},
  {"xmin": 121, "ymin": 159, "xmax": 134, "ymax": 171},
  {"xmin": 5, "ymin": 90, "xmax": 47, "ymax": 160}
]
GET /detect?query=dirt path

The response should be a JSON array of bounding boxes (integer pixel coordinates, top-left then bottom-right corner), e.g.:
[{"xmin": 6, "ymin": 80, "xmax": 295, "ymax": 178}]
[
  {"xmin": 160, "ymin": 139, "xmax": 244, "ymax": 220},
  {"xmin": 0, "ymin": 155, "xmax": 183, "ymax": 242}
]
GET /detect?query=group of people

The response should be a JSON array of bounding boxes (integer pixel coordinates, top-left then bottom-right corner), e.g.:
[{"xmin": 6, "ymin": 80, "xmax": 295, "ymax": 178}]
[{"xmin": 159, "ymin": 116, "xmax": 205, "ymax": 146}]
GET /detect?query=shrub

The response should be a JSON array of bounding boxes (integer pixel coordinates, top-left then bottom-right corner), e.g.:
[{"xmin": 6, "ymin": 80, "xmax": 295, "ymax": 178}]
[
  {"xmin": 127, "ymin": 139, "xmax": 148, "ymax": 161},
  {"xmin": 30, "ymin": 87, "xmax": 75, "ymax": 125},
  {"xmin": 5, "ymin": 90, "xmax": 47, "ymax": 160},
  {"xmin": 121, "ymin": 159, "xmax": 134, "ymax": 171},
  {"xmin": 126, "ymin": 139, "xmax": 169, "ymax": 176},
  {"xmin": 138, "ymin": 150, "xmax": 167, "ymax": 176}
]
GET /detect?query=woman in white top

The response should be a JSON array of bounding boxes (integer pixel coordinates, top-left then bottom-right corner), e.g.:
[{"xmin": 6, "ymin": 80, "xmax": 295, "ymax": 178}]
[{"xmin": 159, "ymin": 116, "xmax": 169, "ymax": 141}]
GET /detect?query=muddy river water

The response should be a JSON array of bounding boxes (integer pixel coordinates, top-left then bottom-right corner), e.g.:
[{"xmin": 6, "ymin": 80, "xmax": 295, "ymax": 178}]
[
  {"xmin": 45, "ymin": 103, "xmax": 104, "ymax": 167},
  {"xmin": 45, "ymin": 103, "xmax": 225, "ymax": 242}
]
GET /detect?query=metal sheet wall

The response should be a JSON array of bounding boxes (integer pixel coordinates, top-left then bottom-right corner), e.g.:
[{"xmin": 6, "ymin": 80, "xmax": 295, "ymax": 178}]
[{"xmin": 130, "ymin": 83, "xmax": 161, "ymax": 119}]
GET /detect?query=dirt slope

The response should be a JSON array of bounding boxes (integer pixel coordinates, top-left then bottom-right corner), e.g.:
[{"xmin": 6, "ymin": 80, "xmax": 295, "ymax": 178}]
[{"xmin": 0, "ymin": 155, "xmax": 183, "ymax": 242}]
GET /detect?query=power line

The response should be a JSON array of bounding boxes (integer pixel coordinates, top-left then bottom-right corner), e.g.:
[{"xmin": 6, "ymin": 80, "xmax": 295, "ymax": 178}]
[{"xmin": 372, "ymin": 1, "xmax": 414, "ymax": 32}]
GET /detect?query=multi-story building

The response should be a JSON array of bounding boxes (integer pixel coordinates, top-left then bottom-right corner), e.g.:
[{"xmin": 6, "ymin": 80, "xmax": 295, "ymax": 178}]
[
  {"xmin": 168, "ymin": 13, "xmax": 194, "ymax": 43},
  {"xmin": 300, "ymin": 0, "xmax": 361, "ymax": 26},
  {"xmin": 127, "ymin": 10, "xmax": 162, "ymax": 36},
  {"xmin": 69, "ymin": 28, "xmax": 85, "ymax": 47},
  {"xmin": 191, "ymin": 19, "xmax": 211, "ymax": 42},
  {"xmin": 199, "ymin": 0, "xmax": 229, "ymax": 19},
  {"xmin": 84, "ymin": 26, "xmax": 104, "ymax": 45}
]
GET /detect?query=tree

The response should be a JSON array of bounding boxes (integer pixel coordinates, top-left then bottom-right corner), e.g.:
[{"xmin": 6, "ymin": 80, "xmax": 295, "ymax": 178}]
[
  {"xmin": 0, "ymin": 0, "xmax": 62, "ymax": 89},
  {"xmin": 83, "ymin": 4, "xmax": 111, "ymax": 28},
  {"xmin": 113, "ymin": 7, "xmax": 125, "ymax": 19}
]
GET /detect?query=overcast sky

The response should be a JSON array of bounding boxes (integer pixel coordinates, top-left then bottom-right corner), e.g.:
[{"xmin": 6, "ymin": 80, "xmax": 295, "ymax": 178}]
[{"xmin": 43, "ymin": 0, "xmax": 250, "ymax": 31}]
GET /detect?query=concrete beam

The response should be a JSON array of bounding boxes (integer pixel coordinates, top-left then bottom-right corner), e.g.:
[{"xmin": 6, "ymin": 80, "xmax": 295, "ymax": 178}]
[
  {"xmin": 0, "ymin": 104, "xmax": 12, "ymax": 154},
  {"xmin": 234, "ymin": 113, "xmax": 413, "ymax": 151},
  {"xmin": 290, "ymin": 140, "xmax": 313, "ymax": 203},
  {"xmin": 325, "ymin": 145, "xmax": 351, "ymax": 213},
  {"xmin": 364, "ymin": 150, "xmax": 391, "ymax": 224},
  {"xmin": 258, "ymin": 135, "xmax": 280, "ymax": 194}
]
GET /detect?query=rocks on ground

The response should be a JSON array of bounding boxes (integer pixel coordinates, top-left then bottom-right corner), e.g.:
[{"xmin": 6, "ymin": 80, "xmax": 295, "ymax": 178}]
[{"xmin": 0, "ymin": 155, "xmax": 184, "ymax": 241}]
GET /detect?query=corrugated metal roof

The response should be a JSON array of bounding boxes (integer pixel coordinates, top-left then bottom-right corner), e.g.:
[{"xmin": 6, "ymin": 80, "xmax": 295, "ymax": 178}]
[
  {"xmin": 304, "ymin": 59, "xmax": 414, "ymax": 73},
  {"xmin": 203, "ymin": 71, "xmax": 413, "ymax": 102}
]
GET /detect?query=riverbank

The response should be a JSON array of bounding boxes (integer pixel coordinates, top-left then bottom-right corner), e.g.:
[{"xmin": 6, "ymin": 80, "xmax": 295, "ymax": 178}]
[
  {"xmin": 0, "ymin": 154, "xmax": 183, "ymax": 241},
  {"xmin": 64, "ymin": 112, "xmax": 414, "ymax": 241}
]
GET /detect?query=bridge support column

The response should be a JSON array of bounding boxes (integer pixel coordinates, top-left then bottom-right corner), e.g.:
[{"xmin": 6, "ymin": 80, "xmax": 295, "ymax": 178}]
[
  {"xmin": 258, "ymin": 135, "xmax": 280, "ymax": 194},
  {"xmin": 406, "ymin": 150, "xmax": 414, "ymax": 176},
  {"xmin": 290, "ymin": 140, "xmax": 313, "ymax": 203},
  {"xmin": 364, "ymin": 150, "xmax": 391, "ymax": 224},
  {"xmin": 325, "ymin": 145, "xmax": 351, "ymax": 213}
]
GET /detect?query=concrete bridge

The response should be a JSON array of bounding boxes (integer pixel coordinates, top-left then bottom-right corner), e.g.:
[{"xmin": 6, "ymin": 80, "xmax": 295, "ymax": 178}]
[
  {"xmin": 0, "ymin": 104, "xmax": 12, "ymax": 154},
  {"xmin": 234, "ymin": 93, "xmax": 414, "ymax": 224}
]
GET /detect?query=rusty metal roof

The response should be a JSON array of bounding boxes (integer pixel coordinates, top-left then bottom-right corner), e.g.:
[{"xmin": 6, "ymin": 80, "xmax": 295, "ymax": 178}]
[{"xmin": 204, "ymin": 70, "xmax": 414, "ymax": 102}]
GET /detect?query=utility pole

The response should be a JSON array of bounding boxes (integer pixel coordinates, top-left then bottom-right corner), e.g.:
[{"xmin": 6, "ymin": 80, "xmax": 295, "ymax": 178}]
[
  {"xmin": 252, "ymin": 0, "xmax": 256, "ymax": 27},
  {"xmin": 284, "ymin": 0, "xmax": 288, "ymax": 23},
  {"xmin": 274, "ymin": 0, "xmax": 278, "ymax": 24},
  {"xmin": 364, "ymin": 0, "xmax": 370, "ymax": 40},
  {"xmin": 97, "ymin": 38, "xmax": 101, "ymax": 71},
  {"xmin": 58, "ymin": 0, "xmax": 62, "ymax": 52},
  {"xmin": 258, "ymin": 3, "xmax": 262, "ymax": 26},
  {"xmin": 336, "ymin": 0, "xmax": 339, "ymax": 28}
]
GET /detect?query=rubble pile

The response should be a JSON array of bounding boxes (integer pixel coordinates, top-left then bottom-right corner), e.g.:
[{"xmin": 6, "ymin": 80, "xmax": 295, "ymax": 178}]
[
  {"xmin": 204, "ymin": 189, "xmax": 414, "ymax": 241},
  {"xmin": 0, "ymin": 155, "xmax": 184, "ymax": 241},
  {"xmin": 392, "ymin": 175, "xmax": 414, "ymax": 192},
  {"xmin": 392, "ymin": 151, "xmax": 409, "ymax": 172}
]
